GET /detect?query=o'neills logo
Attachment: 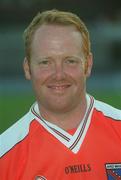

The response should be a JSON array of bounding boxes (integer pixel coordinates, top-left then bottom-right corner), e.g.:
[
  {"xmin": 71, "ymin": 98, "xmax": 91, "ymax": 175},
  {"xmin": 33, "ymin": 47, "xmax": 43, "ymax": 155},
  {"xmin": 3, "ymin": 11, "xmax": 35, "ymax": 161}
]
[
  {"xmin": 65, "ymin": 164, "xmax": 91, "ymax": 174},
  {"xmin": 35, "ymin": 175, "xmax": 47, "ymax": 180}
]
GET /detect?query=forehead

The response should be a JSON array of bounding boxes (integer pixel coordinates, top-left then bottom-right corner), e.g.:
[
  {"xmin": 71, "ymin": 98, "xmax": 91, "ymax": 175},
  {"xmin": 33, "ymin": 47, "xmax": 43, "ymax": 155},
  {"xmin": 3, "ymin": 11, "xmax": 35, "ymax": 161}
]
[
  {"xmin": 31, "ymin": 24, "xmax": 83, "ymax": 56},
  {"xmin": 33, "ymin": 24, "xmax": 82, "ymax": 43},
  {"xmin": 33, "ymin": 24, "xmax": 82, "ymax": 36}
]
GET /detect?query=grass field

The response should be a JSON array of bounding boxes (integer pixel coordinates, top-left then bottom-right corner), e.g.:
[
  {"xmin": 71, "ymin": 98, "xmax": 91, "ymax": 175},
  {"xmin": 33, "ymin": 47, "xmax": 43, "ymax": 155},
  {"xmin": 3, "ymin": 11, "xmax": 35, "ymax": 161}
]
[{"xmin": 0, "ymin": 91, "xmax": 121, "ymax": 134}]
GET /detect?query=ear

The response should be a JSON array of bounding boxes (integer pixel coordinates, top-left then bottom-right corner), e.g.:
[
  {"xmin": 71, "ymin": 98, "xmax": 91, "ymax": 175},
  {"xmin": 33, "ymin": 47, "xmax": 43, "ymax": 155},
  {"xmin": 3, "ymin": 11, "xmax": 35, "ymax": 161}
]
[
  {"xmin": 85, "ymin": 53, "xmax": 93, "ymax": 77},
  {"xmin": 23, "ymin": 57, "xmax": 31, "ymax": 80}
]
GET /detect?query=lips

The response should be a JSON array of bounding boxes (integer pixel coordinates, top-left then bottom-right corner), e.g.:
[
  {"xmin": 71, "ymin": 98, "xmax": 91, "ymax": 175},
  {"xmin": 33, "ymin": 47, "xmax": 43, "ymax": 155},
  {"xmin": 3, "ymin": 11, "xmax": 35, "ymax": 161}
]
[{"xmin": 47, "ymin": 84, "xmax": 71, "ymax": 91}]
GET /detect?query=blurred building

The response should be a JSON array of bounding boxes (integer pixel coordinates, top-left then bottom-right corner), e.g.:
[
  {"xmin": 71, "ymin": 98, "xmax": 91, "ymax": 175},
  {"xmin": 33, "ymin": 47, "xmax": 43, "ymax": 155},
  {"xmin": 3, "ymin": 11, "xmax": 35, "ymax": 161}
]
[{"xmin": 0, "ymin": 0, "xmax": 121, "ymax": 89}]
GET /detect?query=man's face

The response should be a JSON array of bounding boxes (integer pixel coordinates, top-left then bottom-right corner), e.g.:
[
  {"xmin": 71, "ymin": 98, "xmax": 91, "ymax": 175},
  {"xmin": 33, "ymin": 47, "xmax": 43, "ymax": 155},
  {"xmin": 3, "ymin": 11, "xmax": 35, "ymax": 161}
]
[{"xmin": 24, "ymin": 25, "xmax": 92, "ymax": 113}]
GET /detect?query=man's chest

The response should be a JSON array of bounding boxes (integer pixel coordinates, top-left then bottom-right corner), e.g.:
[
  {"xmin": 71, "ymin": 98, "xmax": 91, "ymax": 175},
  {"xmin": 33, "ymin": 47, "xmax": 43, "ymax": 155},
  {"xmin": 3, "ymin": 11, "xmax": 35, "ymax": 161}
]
[{"xmin": 21, "ymin": 129, "xmax": 121, "ymax": 180}]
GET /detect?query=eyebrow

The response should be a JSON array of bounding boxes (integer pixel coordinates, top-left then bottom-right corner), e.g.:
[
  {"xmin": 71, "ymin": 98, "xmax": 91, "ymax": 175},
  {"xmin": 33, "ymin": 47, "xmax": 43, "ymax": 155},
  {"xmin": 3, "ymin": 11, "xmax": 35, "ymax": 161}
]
[
  {"xmin": 37, "ymin": 56, "xmax": 53, "ymax": 61},
  {"xmin": 65, "ymin": 55, "xmax": 81, "ymax": 59},
  {"xmin": 37, "ymin": 54, "xmax": 83, "ymax": 61}
]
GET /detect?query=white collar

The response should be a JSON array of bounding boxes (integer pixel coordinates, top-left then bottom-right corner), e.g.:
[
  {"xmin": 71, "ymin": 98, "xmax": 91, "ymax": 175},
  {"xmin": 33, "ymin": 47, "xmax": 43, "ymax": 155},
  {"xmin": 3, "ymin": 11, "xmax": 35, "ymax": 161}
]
[{"xmin": 31, "ymin": 94, "xmax": 94, "ymax": 153}]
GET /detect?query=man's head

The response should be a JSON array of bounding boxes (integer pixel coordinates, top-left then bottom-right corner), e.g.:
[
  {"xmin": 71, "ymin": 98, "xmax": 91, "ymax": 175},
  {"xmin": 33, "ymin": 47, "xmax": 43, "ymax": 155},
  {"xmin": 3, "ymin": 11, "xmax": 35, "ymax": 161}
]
[
  {"xmin": 23, "ymin": 9, "xmax": 93, "ymax": 114},
  {"xmin": 23, "ymin": 9, "xmax": 91, "ymax": 61}
]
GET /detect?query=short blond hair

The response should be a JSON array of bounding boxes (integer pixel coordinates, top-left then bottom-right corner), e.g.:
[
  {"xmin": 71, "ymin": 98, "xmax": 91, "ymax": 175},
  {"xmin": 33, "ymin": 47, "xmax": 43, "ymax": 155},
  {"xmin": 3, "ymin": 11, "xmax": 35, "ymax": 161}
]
[{"xmin": 23, "ymin": 9, "xmax": 91, "ymax": 60}]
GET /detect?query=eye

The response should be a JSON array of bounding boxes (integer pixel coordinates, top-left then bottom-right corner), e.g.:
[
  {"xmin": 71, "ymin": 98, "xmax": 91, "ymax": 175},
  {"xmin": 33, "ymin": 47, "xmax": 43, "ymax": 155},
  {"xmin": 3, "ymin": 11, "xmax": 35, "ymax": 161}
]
[
  {"xmin": 39, "ymin": 60, "xmax": 50, "ymax": 65},
  {"xmin": 38, "ymin": 59, "xmax": 51, "ymax": 66},
  {"xmin": 65, "ymin": 58, "xmax": 79, "ymax": 64}
]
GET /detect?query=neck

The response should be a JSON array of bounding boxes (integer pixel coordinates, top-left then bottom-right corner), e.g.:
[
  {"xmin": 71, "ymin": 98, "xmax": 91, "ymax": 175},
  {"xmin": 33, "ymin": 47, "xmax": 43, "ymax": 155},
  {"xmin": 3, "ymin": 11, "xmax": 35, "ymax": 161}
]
[{"xmin": 38, "ymin": 96, "xmax": 87, "ymax": 131}]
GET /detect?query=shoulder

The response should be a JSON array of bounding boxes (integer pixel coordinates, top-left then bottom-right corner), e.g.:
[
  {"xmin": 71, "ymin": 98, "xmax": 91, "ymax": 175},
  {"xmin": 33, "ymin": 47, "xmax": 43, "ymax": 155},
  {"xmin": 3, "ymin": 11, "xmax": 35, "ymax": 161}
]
[
  {"xmin": 0, "ymin": 107, "xmax": 35, "ymax": 158},
  {"xmin": 93, "ymin": 98, "xmax": 121, "ymax": 121}
]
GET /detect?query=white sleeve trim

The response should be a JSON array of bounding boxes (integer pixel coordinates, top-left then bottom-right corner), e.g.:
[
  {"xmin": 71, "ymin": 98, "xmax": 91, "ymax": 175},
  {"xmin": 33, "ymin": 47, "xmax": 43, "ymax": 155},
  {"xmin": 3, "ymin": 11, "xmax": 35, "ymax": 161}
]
[
  {"xmin": 0, "ymin": 111, "xmax": 34, "ymax": 157},
  {"xmin": 94, "ymin": 99, "xmax": 121, "ymax": 120}
]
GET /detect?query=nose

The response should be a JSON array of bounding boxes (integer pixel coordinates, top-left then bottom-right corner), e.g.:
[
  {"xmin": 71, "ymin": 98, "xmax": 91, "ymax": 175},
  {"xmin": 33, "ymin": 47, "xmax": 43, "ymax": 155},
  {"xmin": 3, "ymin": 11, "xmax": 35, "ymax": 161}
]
[{"xmin": 54, "ymin": 62, "xmax": 65, "ymax": 80}]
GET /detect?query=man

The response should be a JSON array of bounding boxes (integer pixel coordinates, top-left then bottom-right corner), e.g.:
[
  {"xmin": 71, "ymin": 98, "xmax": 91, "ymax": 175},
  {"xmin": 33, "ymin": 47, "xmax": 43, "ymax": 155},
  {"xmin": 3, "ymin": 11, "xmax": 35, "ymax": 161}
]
[{"xmin": 0, "ymin": 9, "xmax": 121, "ymax": 180}]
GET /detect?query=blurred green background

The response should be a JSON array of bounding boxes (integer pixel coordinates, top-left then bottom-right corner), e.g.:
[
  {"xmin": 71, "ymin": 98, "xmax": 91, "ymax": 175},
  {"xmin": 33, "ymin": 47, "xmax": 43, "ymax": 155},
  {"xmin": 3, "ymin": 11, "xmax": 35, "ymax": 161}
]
[
  {"xmin": 0, "ymin": 89, "xmax": 121, "ymax": 134},
  {"xmin": 0, "ymin": 0, "xmax": 121, "ymax": 134}
]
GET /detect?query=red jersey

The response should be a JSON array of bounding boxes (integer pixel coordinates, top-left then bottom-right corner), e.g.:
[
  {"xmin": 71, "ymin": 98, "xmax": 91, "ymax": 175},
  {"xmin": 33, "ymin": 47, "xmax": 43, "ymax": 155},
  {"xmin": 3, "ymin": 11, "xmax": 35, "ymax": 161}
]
[{"xmin": 0, "ymin": 94, "xmax": 121, "ymax": 180}]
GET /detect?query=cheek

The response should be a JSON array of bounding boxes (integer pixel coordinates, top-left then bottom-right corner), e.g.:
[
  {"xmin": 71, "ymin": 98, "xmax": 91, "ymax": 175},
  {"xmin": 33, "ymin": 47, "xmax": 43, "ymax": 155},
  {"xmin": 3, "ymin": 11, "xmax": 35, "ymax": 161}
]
[
  {"xmin": 31, "ymin": 67, "xmax": 52, "ymax": 87},
  {"xmin": 69, "ymin": 68, "xmax": 87, "ymax": 90},
  {"xmin": 67, "ymin": 67, "xmax": 85, "ymax": 79}
]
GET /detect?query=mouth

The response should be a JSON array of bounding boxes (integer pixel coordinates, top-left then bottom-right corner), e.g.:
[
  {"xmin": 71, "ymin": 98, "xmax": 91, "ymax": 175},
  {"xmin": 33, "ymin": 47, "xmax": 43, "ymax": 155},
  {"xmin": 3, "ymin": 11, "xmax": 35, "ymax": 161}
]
[{"xmin": 47, "ymin": 84, "xmax": 71, "ymax": 92}]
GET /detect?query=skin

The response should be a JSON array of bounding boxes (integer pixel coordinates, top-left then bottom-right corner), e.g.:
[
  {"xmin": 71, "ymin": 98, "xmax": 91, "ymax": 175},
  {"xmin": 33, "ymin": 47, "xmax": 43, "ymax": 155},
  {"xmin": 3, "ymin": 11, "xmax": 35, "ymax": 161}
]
[{"xmin": 23, "ymin": 25, "xmax": 93, "ymax": 130}]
